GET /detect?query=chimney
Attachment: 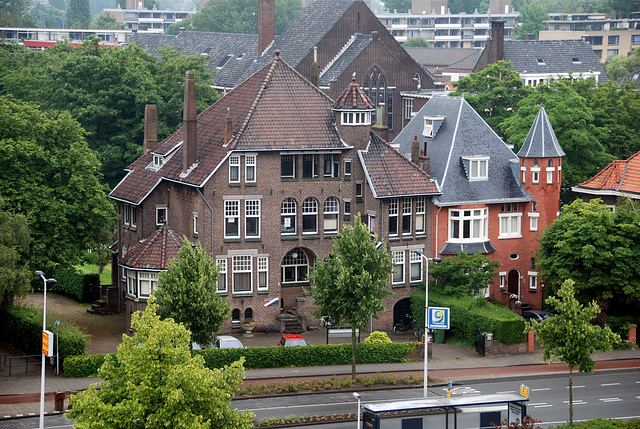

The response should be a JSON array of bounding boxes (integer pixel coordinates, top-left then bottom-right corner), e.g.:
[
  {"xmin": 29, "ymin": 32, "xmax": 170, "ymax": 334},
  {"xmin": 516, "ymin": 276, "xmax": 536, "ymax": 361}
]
[
  {"xmin": 411, "ymin": 136, "xmax": 420, "ymax": 165},
  {"xmin": 258, "ymin": 0, "xmax": 275, "ymax": 56},
  {"xmin": 420, "ymin": 140, "xmax": 430, "ymax": 175},
  {"xmin": 183, "ymin": 71, "xmax": 197, "ymax": 174},
  {"xmin": 489, "ymin": 20, "xmax": 505, "ymax": 64},
  {"xmin": 311, "ymin": 46, "xmax": 319, "ymax": 87},
  {"xmin": 143, "ymin": 104, "xmax": 158, "ymax": 154},
  {"xmin": 224, "ymin": 107, "xmax": 233, "ymax": 144}
]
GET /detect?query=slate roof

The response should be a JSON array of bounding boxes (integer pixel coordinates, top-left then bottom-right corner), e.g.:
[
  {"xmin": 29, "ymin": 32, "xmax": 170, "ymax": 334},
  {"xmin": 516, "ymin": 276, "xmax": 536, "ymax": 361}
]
[
  {"xmin": 405, "ymin": 47, "xmax": 482, "ymax": 70},
  {"xmin": 618, "ymin": 68, "xmax": 640, "ymax": 90},
  {"xmin": 572, "ymin": 150, "xmax": 640, "ymax": 198},
  {"xmin": 110, "ymin": 53, "xmax": 345, "ymax": 205},
  {"xmin": 517, "ymin": 105, "xmax": 565, "ymax": 158},
  {"xmin": 120, "ymin": 223, "xmax": 182, "ymax": 270},
  {"xmin": 319, "ymin": 33, "xmax": 372, "ymax": 86},
  {"xmin": 332, "ymin": 75, "xmax": 375, "ymax": 110},
  {"xmin": 504, "ymin": 40, "xmax": 607, "ymax": 83},
  {"xmin": 359, "ymin": 132, "xmax": 440, "ymax": 198},
  {"xmin": 391, "ymin": 95, "xmax": 530, "ymax": 206}
]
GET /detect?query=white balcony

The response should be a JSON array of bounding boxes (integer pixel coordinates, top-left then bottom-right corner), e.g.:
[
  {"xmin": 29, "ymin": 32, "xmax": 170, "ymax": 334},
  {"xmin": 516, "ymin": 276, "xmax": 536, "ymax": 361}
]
[
  {"xmin": 435, "ymin": 35, "xmax": 462, "ymax": 41},
  {"xmin": 435, "ymin": 23, "xmax": 462, "ymax": 29},
  {"xmin": 391, "ymin": 24, "xmax": 408, "ymax": 30},
  {"xmin": 474, "ymin": 22, "xmax": 490, "ymax": 29},
  {"xmin": 474, "ymin": 34, "xmax": 490, "ymax": 41},
  {"xmin": 137, "ymin": 17, "xmax": 164, "ymax": 23}
]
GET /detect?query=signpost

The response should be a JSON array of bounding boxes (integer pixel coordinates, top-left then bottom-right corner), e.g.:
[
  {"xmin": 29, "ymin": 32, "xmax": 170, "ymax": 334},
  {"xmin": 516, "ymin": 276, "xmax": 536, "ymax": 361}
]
[
  {"xmin": 42, "ymin": 330, "xmax": 53, "ymax": 357},
  {"xmin": 427, "ymin": 307, "xmax": 450, "ymax": 330}
]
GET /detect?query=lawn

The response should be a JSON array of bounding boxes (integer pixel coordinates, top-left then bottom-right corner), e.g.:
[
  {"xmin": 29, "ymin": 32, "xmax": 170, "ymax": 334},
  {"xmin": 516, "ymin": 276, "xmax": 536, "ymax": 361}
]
[{"xmin": 77, "ymin": 263, "xmax": 112, "ymax": 285}]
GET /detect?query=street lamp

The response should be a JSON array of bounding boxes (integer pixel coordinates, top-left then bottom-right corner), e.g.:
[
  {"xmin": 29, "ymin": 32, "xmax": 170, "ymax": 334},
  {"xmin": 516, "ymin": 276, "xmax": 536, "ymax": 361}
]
[
  {"xmin": 55, "ymin": 320, "xmax": 60, "ymax": 376},
  {"xmin": 415, "ymin": 251, "xmax": 441, "ymax": 399},
  {"xmin": 35, "ymin": 270, "xmax": 56, "ymax": 429},
  {"xmin": 353, "ymin": 392, "xmax": 361, "ymax": 429}
]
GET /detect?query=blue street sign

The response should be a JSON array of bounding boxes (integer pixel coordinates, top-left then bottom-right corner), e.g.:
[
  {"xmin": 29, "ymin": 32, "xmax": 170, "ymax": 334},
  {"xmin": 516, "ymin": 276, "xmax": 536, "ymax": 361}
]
[{"xmin": 428, "ymin": 307, "xmax": 450, "ymax": 329}]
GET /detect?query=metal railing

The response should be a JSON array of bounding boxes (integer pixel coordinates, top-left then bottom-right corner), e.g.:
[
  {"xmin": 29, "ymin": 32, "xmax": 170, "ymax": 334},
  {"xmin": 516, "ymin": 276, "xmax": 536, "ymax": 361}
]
[{"xmin": 0, "ymin": 353, "xmax": 42, "ymax": 376}]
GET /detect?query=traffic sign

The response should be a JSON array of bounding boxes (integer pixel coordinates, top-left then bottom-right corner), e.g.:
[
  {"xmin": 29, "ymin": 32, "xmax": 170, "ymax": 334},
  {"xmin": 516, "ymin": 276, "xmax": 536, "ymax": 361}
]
[
  {"xmin": 520, "ymin": 383, "xmax": 529, "ymax": 398},
  {"xmin": 428, "ymin": 307, "xmax": 450, "ymax": 329}
]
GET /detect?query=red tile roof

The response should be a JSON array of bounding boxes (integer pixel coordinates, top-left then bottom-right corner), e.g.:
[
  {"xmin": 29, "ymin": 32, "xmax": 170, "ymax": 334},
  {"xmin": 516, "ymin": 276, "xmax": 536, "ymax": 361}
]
[
  {"xmin": 120, "ymin": 223, "xmax": 183, "ymax": 270},
  {"xmin": 575, "ymin": 151, "xmax": 640, "ymax": 197},
  {"xmin": 332, "ymin": 76, "xmax": 375, "ymax": 110},
  {"xmin": 110, "ymin": 53, "xmax": 345, "ymax": 205},
  {"xmin": 360, "ymin": 132, "xmax": 440, "ymax": 198}
]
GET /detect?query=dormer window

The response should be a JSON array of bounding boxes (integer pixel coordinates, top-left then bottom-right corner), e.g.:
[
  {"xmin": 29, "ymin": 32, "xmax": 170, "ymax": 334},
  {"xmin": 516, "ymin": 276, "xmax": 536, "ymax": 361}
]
[
  {"xmin": 423, "ymin": 116, "xmax": 445, "ymax": 138},
  {"xmin": 463, "ymin": 157, "xmax": 489, "ymax": 180},
  {"xmin": 341, "ymin": 111, "xmax": 371, "ymax": 126},
  {"xmin": 153, "ymin": 155, "xmax": 164, "ymax": 168},
  {"xmin": 536, "ymin": 58, "xmax": 546, "ymax": 65}
]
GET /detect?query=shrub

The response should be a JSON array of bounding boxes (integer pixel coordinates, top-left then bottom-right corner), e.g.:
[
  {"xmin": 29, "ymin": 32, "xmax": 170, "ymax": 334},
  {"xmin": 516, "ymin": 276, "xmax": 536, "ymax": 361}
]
[
  {"xmin": 63, "ymin": 354, "xmax": 106, "ymax": 378},
  {"xmin": 362, "ymin": 376, "xmax": 375, "ymax": 387},
  {"xmin": 365, "ymin": 331, "xmax": 392, "ymax": 344},
  {"xmin": 550, "ymin": 418, "xmax": 640, "ymax": 429},
  {"xmin": 50, "ymin": 268, "xmax": 100, "ymax": 302}
]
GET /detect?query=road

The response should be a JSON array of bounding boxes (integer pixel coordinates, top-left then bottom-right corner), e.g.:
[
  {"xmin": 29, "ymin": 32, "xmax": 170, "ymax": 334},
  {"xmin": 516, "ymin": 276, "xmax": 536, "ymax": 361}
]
[{"xmin": 3, "ymin": 369, "xmax": 638, "ymax": 428}]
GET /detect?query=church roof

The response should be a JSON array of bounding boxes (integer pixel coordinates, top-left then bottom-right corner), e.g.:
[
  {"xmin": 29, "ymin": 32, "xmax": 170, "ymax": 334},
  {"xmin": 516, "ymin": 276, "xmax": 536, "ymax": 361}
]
[{"xmin": 517, "ymin": 105, "xmax": 565, "ymax": 158}]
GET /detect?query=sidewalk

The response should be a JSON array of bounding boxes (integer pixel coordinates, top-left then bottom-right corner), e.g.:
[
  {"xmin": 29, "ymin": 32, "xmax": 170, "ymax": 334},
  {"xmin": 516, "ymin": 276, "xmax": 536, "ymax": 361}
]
[{"xmin": 1, "ymin": 339, "xmax": 639, "ymax": 420}]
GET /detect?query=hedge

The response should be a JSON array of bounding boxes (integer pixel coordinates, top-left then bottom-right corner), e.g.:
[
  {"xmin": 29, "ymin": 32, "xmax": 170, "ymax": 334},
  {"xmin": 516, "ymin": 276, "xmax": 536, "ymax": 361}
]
[
  {"xmin": 0, "ymin": 305, "xmax": 87, "ymax": 367},
  {"xmin": 63, "ymin": 342, "xmax": 417, "ymax": 377},
  {"xmin": 47, "ymin": 268, "xmax": 100, "ymax": 303},
  {"xmin": 411, "ymin": 291, "xmax": 526, "ymax": 345}
]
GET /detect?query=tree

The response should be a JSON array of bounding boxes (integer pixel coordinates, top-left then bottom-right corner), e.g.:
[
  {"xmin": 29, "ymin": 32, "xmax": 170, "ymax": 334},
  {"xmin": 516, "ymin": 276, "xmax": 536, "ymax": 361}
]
[
  {"xmin": 513, "ymin": 0, "xmax": 549, "ymax": 40},
  {"xmin": 429, "ymin": 252, "xmax": 500, "ymax": 297},
  {"xmin": 91, "ymin": 13, "xmax": 122, "ymax": 30},
  {"xmin": 604, "ymin": 48, "xmax": 640, "ymax": 81},
  {"xmin": 154, "ymin": 238, "xmax": 230, "ymax": 348},
  {"xmin": 32, "ymin": 3, "xmax": 66, "ymax": 28},
  {"xmin": 0, "ymin": 96, "xmax": 116, "ymax": 272},
  {"xmin": 607, "ymin": 0, "xmax": 640, "ymax": 18},
  {"xmin": 450, "ymin": 61, "xmax": 534, "ymax": 137},
  {"xmin": 67, "ymin": 301, "xmax": 255, "ymax": 429},
  {"xmin": 538, "ymin": 199, "xmax": 640, "ymax": 307},
  {"xmin": 403, "ymin": 38, "xmax": 430, "ymax": 47},
  {"xmin": 526, "ymin": 279, "xmax": 621, "ymax": 426},
  {"xmin": 66, "ymin": 0, "xmax": 91, "ymax": 28},
  {"xmin": 0, "ymin": 196, "xmax": 30, "ymax": 307},
  {"xmin": 384, "ymin": 0, "xmax": 411, "ymax": 12},
  {"xmin": 448, "ymin": 0, "xmax": 489, "ymax": 13},
  {"xmin": 309, "ymin": 214, "xmax": 393, "ymax": 379},
  {"xmin": 0, "ymin": 0, "xmax": 36, "ymax": 26}
]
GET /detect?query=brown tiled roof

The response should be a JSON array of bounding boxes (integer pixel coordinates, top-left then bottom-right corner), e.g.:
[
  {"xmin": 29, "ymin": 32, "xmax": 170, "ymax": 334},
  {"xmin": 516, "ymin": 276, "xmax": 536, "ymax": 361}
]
[
  {"xmin": 110, "ymin": 53, "xmax": 345, "ymax": 205},
  {"xmin": 575, "ymin": 151, "xmax": 640, "ymax": 197},
  {"xmin": 359, "ymin": 132, "xmax": 440, "ymax": 198},
  {"xmin": 332, "ymin": 76, "xmax": 375, "ymax": 110},
  {"xmin": 120, "ymin": 224, "xmax": 183, "ymax": 270}
]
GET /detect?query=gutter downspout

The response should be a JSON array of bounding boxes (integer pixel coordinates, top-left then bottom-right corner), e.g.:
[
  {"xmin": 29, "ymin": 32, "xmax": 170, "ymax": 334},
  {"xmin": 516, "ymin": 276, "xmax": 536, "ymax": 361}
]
[
  {"xmin": 197, "ymin": 189, "xmax": 215, "ymax": 255},
  {"xmin": 435, "ymin": 205, "xmax": 442, "ymax": 258}
]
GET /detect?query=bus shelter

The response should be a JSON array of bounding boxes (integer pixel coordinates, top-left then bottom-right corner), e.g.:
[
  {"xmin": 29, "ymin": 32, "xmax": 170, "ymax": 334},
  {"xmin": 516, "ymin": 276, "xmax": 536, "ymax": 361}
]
[{"xmin": 362, "ymin": 393, "xmax": 528, "ymax": 429}]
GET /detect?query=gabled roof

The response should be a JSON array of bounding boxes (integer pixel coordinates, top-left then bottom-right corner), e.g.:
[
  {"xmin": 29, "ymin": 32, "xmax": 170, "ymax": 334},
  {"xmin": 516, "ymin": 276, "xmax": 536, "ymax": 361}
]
[
  {"xmin": 391, "ymin": 96, "xmax": 530, "ymax": 206},
  {"xmin": 120, "ymin": 223, "xmax": 182, "ymax": 270},
  {"xmin": 504, "ymin": 40, "xmax": 607, "ymax": 82},
  {"xmin": 572, "ymin": 151, "xmax": 640, "ymax": 198},
  {"xmin": 319, "ymin": 33, "xmax": 372, "ymax": 86},
  {"xmin": 359, "ymin": 132, "xmax": 440, "ymax": 198},
  {"xmin": 332, "ymin": 75, "xmax": 375, "ymax": 110},
  {"xmin": 110, "ymin": 54, "xmax": 345, "ymax": 205},
  {"xmin": 517, "ymin": 105, "xmax": 565, "ymax": 158}
]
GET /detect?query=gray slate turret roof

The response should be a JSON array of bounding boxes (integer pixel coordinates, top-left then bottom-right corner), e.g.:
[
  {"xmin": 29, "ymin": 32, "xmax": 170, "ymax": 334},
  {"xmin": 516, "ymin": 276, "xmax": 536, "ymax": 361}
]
[{"xmin": 517, "ymin": 106, "xmax": 565, "ymax": 158}]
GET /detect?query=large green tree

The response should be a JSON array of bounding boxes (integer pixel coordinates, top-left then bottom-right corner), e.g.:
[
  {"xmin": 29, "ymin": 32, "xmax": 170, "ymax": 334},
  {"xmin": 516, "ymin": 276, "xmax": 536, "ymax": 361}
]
[
  {"xmin": 604, "ymin": 48, "xmax": 640, "ymax": 81},
  {"xmin": 0, "ymin": 196, "xmax": 30, "ymax": 307},
  {"xmin": 527, "ymin": 279, "xmax": 620, "ymax": 426},
  {"xmin": 384, "ymin": 0, "xmax": 411, "ymax": 12},
  {"xmin": 66, "ymin": 0, "xmax": 91, "ymax": 28},
  {"xmin": 538, "ymin": 199, "xmax": 640, "ymax": 307},
  {"xmin": 513, "ymin": 0, "xmax": 549, "ymax": 40},
  {"xmin": 309, "ymin": 214, "xmax": 393, "ymax": 379},
  {"xmin": 0, "ymin": 96, "xmax": 115, "ymax": 272},
  {"xmin": 450, "ymin": 61, "xmax": 534, "ymax": 137},
  {"xmin": 155, "ymin": 238, "xmax": 230, "ymax": 348},
  {"xmin": 67, "ymin": 302, "xmax": 255, "ymax": 429},
  {"xmin": 0, "ymin": 0, "xmax": 36, "ymax": 26},
  {"xmin": 429, "ymin": 252, "xmax": 500, "ymax": 297}
]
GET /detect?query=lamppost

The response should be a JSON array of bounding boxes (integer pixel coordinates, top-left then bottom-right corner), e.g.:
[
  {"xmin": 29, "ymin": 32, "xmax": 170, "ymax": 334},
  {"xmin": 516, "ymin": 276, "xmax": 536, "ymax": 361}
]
[
  {"xmin": 353, "ymin": 392, "xmax": 361, "ymax": 429},
  {"xmin": 35, "ymin": 270, "xmax": 56, "ymax": 429},
  {"xmin": 415, "ymin": 251, "xmax": 441, "ymax": 399},
  {"xmin": 55, "ymin": 320, "xmax": 60, "ymax": 376}
]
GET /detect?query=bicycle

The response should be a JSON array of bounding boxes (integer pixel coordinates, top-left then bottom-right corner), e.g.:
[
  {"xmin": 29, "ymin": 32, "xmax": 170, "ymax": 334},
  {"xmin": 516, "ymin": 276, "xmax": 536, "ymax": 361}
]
[{"xmin": 393, "ymin": 313, "xmax": 413, "ymax": 333}]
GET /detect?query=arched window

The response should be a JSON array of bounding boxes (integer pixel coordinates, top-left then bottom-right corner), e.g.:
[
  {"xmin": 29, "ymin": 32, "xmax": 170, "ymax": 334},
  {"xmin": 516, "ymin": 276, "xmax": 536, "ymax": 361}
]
[
  {"xmin": 281, "ymin": 198, "xmax": 297, "ymax": 235},
  {"xmin": 363, "ymin": 67, "xmax": 393, "ymax": 131},
  {"xmin": 323, "ymin": 197, "xmax": 339, "ymax": 233},
  {"xmin": 244, "ymin": 308, "xmax": 253, "ymax": 320},
  {"xmin": 232, "ymin": 308, "xmax": 240, "ymax": 322},
  {"xmin": 282, "ymin": 248, "xmax": 309, "ymax": 284},
  {"xmin": 302, "ymin": 198, "xmax": 318, "ymax": 234}
]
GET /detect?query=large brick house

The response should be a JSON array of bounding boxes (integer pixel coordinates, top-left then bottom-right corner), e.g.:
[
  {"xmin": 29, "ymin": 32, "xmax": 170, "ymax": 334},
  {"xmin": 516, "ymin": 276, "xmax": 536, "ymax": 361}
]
[
  {"xmin": 110, "ymin": 54, "xmax": 440, "ymax": 332},
  {"xmin": 127, "ymin": 0, "xmax": 438, "ymax": 141},
  {"xmin": 392, "ymin": 98, "xmax": 564, "ymax": 311}
]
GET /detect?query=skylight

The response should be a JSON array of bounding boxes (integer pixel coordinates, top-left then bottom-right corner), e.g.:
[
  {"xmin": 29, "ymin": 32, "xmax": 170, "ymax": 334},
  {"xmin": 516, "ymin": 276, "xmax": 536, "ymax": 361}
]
[
  {"xmin": 216, "ymin": 54, "xmax": 233, "ymax": 69},
  {"xmin": 571, "ymin": 57, "xmax": 581, "ymax": 64},
  {"xmin": 536, "ymin": 58, "xmax": 546, "ymax": 65}
]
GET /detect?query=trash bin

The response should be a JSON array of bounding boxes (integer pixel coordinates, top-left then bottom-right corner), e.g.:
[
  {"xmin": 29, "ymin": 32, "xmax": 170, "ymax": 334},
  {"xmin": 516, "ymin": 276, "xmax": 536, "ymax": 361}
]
[{"xmin": 434, "ymin": 329, "xmax": 445, "ymax": 343}]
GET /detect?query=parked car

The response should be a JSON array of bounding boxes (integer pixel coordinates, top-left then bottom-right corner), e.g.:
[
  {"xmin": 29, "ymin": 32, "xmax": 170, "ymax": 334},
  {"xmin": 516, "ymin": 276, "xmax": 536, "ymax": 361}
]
[
  {"xmin": 521, "ymin": 310, "xmax": 555, "ymax": 323},
  {"xmin": 214, "ymin": 335, "xmax": 244, "ymax": 349},
  {"xmin": 277, "ymin": 334, "xmax": 307, "ymax": 347}
]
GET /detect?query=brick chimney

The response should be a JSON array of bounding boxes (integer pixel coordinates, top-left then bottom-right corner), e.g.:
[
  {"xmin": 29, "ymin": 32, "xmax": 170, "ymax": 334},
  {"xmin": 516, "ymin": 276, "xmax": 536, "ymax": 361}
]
[
  {"xmin": 143, "ymin": 104, "xmax": 158, "ymax": 154},
  {"xmin": 224, "ymin": 107, "xmax": 233, "ymax": 144},
  {"xmin": 183, "ymin": 71, "xmax": 197, "ymax": 174},
  {"xmin": 489, "ymin": 20, "xmax": 505, "ymax": 64},
  {"xmin": 420, "ymin": 139, "xmax": 430, "ymax": 175},
  {"xmin": 258, "ymin": 0, "xmax": 275, "ymax": 56},
  {"xmin": 411, "ymin": 136, "xmax": 420, "ymax": 165}
]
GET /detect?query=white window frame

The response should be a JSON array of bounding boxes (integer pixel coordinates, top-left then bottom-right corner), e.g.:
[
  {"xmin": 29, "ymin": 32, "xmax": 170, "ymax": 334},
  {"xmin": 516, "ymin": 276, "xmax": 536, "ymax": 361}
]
[
  {"xmin": 257, "ymin": 256, "xmax": 268, "ymax": 292},
  {"xmin": 229, "ymin": 155, "xmax": 240, "ymax": 184},
  {"xmin": 281, "ymin": 154, "xmax": 297, "ymax": 179},
  {"xmin": 402, "ymin": 198, "xmax": 412, "ymax": 235},
  {"xmin": 499, "ymin": 271, "xmax": 507, "ymax": 290},
  {"xmin": 499, "ymin": 213, "xmax": 522, "ymax": 238},
  {"xmin": 281, "ymin": 198, "xmax": 297, "ymax": 235},
  {"xmin": 216, "ymin": 259, "xmax": 227, "ymax": 293},
  {"xmin": 389, "ymin": 198, "xmax": 399, "ymax": 237},
  {"xmin": 404, "ymin": 98, "xmax": 414, "ymax": 120},
  {"xmin": 232, "ymin": 255, "xmax": 253, "ymax": 294},
  {"xmin": 344, "ymin": 198, "xmax": 351, "ymax": 217},
  {"xmin": 368, "ymin": 211, "xmax": 376, "ymax": 235},
  {"xmin": 302, "ymin": 154, "xmax": 318, "ymax": 179},
  {"xmin": 546, "ymin": 167, "xmax": 554, "ymax": 184},
  {"xmin": 392, "ymin": 250, "xmax": 405, "ymax": 284},
  {"xmin": 415, "ymin": 197, "xmax": 425, "ymax": 234},
  {"xmin": 138, "ymin": 271, "xmax": 158, "ymax": 298},
  {"xmin": 356, "ymin": 182, "xmax": 363, "ymax": 199},
  {"xmin": 528, "ymin": 271, "xmax": 538, "ymax": 291},
  {"xmin": 341, "ymin": 111, "xmax": 371, "ymax": 125},
  {"xmin": 124, "ymin": 204, "xmax": 131, "ymax": 226},
  {"xmin": 529, "ymin": 212, "xmax": 539, "ymax": 231},
  {"xmin": 323, "ymin": 197, "xmax": 339, "ymax": 233},
  {"xmin": 156, "ymin": 205, "xmax": 167, "ymax": 226},
  {"xmin": 224, "ymin": 200, "xmax": 240, "ymax": 238},
  {"xmin": 531, "ymin": 167, "xmax": 540, "ymax": 184},
  {"xmin": 448, "ymin": 208, "xmax": 488, "ymax": 242},
  {"xmin": 153, "ymin": 154, "xmax": 164, "ymax": 169},
  {"xmin": 344, "ymin": 159, "xmax": 352, "ymax": 180},
  {"xmin": 302, "ymin": 198, "xmax": 318, "ymax": 234},
  {"xmin": 521, "ymin": 166, "xmax": 526, "ymax": 183},
  {"xmin": 245, "ymin": 154, "xmax": 256, "ymax": 183},
  {"xmin": 282, "ymin": 249, "xmax": 309, "ymax": 284},
  {"xmin": 245, "ymin": 199, "xmax": 260, "ymax": 238},
  {"xmin": 127, "ymin": 269, "xmax": 137, "ymax": 297},
  {"xmin": 410, "ymin": 250, "xmax": 423, "ymax": 282},
  {"xmin": 193, "ymin": 212, "xmax": 198, "ymax": 236},
  {"xmin": 130, "ymin": 205, "xmax": 137, "ymax": 229},
  {"xmin": 324, "ymin": 154, "xmax": 339, "ymax": 178},
  {"xmin": 465, "ymin": 157, "xmax": 488, "ymax": 180}
]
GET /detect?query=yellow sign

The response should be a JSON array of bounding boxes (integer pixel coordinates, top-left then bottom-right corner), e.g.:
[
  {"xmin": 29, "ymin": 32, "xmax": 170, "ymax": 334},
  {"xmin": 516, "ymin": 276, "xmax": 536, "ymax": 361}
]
[
  {"xmin": 42, "ymin": 330, "xmax": 53, "ymax": 357},
  {"xmin": 520, "ymin": 383, "xmax": 529, "ymax": 398}
]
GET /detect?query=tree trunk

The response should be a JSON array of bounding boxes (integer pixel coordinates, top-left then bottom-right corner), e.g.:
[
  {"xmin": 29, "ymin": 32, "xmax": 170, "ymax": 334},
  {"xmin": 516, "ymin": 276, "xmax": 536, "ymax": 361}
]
[
  {"xmin": 351, "ymin": 327, "xmax": 357, "ymax": 380},
  {"xmin": 569, "ymin": 366, "xmax": 574, "ymax": 426}
]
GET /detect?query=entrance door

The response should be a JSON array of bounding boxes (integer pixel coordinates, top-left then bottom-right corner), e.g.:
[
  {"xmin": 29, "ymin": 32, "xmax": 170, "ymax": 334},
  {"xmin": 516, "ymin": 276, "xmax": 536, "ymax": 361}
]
[{"xmin": 507, "ymin": 269, "xmax": 520, "ymax": 295}]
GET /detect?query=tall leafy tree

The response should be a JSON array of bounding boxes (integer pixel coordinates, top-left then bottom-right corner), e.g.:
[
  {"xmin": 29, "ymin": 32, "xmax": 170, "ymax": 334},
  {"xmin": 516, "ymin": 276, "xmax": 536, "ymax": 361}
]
[
  {"xmin": 309, "ymin": 214, "xmax": 393, "ymax": 379},
  {"xmin": 604, "ymin": 48, "xmax": 640, "ymax": 81},
  {"xmin": 538, "ymin": 199, "xmax": 640, "ymax": 307},
  {"xmin": 429, "ymin": 252, "xmax": 500, "ymax": 297},
  {"xmin": 0, "ymin": 96, "xmax": 116, "ymax": 272},
  {"xmin": 513, "ymin": 0, "xmax": 548, "ymax": 40},
  {"xmin": 384, "ymin": 0, "xmax": 411, "ymax": 12},
  {"xmin": 154, "ymin": 238, "xmax": 230, "ymax": 348},
  {"xmin": 67, "ymin": 302, "xmax": 255, "ymax": 429},
  {"xmin": 527, "ymin": 279, "xmax": 620, "ymax": 426},
  {"xmin": 403, "ymin": 38, "xmax": 429, "ymax": 47},
  {"xmin": 0, "ymin": 0, "xmax": 36, "ymax": 26},
  {"xmin": 0, "ymin": 196, "xmax": 30, "ymax": 307},
  {"xmin": 66, "ymin": 0, "xmax": 91, "ymax": 28},
  {"xmin": 91, "ymin": 13, "xmax": 122, "ymax": 30}
]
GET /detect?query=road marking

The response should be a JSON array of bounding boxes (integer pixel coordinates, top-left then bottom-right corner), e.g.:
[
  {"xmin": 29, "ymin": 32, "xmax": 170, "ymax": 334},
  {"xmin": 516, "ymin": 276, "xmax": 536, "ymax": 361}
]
[
  {"xmin": 600, "ymin": 398, "xmax": 623, "ymax": 403},
  {"xmin": 601, "ymin": 383, "xmax": 621, "ymax": 386},
  {"xmin": 563, "ymin": 400, "xmax": 587, "ymax": 404},
  {"xmin": 567, "ymin": 385, "xmax": 585, "ymax": 388},
  {"xmin": 532, "ymin": 388, "xmax": 550, "ymax": 391},
  {"xmin": 528, "ymin": 403, "xmax": 547, "ymax": 406},
  {"xmin": 533, "ymin": 404, "xmax": 553, "ymax": 408},
  {"xmin": 496, "ymin": 391, "xmax": 513, "ymax": 394},
  {"xmin": 636, "ymin": 396, "xmax": 640, "ymax": 400}
]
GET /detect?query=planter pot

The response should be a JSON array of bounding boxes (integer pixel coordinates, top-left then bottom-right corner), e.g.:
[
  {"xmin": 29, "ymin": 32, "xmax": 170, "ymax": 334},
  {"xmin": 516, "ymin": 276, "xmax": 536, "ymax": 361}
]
[{"xmin": 242, "ymin": 325, "xmax": 255, "ymax": 337}]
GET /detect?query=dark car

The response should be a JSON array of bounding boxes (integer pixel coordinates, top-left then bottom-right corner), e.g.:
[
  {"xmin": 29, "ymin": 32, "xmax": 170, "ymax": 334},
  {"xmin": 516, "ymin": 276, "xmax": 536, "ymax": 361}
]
[
  {"xmin": 521, "ymin": 310, "xmax": 555, "ymax": 323},
  {"xmin": 277, "ymin": 334, "xmax": 307, "ymax": 347}
]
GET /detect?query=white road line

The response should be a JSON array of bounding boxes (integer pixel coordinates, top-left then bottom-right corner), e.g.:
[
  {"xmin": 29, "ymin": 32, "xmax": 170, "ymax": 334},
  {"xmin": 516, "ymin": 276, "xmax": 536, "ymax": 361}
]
[
  {"xmin": 532, "ymin": 388, "xmax": 551, "ymax": 391},
  {"xmin": 528, "ymin": 403, "xmax": 547, "ymax": 406},
  {"xmin": 636, "ymin": 396, "xmax": 640, "ymax": 400},
  {"xmin": 534, "ymin": 404, "xmax": 554, "ymax": 408},
  {"xmin": 496, "ymin": 391, "xmax": 513, "ymax": 394},
  {"xmin": 600, "ymin": 398, "xmax": 623, "ymax": 402},
  {"xmin": 601, "ymin": 383, "xmax": 621, "ymax": 386},
  {"xmin": 567, "ymin": 385, "xmax": 585, "ymax": 388},
  {"xmin": 563, "ymin": 400, "xmax": 587, "ymax": 404}
]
